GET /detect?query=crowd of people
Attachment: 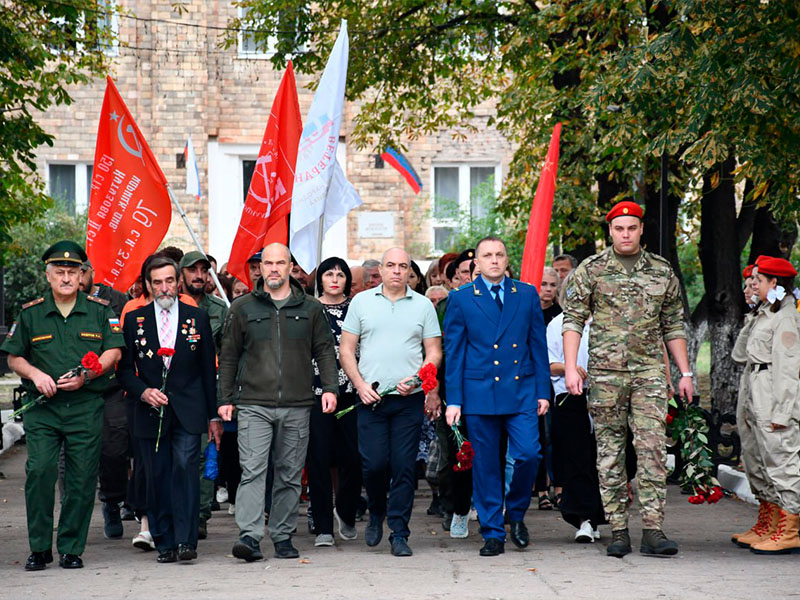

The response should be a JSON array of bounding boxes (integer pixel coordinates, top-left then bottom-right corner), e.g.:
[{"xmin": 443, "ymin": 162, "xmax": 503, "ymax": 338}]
[{"xmin": 4, "ymin": 199, "xmax": 800, "ymax": 572}]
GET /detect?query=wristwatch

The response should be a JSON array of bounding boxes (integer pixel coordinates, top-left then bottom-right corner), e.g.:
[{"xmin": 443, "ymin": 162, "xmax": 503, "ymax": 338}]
[{"xmin": 680, "ymin": 372, "xmax": 693, "ymax": 378}]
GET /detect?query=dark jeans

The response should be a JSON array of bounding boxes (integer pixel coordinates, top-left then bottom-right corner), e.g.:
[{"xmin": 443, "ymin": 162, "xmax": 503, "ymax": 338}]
[
  {"xmin": 98, "ymin": 386, "xmax": 129, "ymax": 504},
  {"xmin": 358, "ymin": 392, "xmax": 424, "ymax": 541},
  {"xmin": 308, "ymin": 392, "xmax": 361, "ymax": 534},
  {"xmin": 138, "ymin": 417, "xmax": 201, "ymax": 553}
]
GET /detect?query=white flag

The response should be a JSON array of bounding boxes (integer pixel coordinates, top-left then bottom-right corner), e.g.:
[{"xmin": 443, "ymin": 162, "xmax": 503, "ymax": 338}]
[
  {"xmin": 290, "ymin": 20, "xmax": 362, "ymax": 272},
  {"xmin": 184, "ymin": 135, "xmax": 201, "ymax": 201}
]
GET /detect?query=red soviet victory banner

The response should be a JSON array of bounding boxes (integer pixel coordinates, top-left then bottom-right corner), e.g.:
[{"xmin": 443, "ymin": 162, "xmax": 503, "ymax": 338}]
[
  {"xmin": 86, "ymin": 76, "xmax": 172, "ymax": 292},
  {"xmin": 520, "ymin": 123, "xmax": 562, "ymax": 290},
  {"xmin": 228, "ymin": 61, "xmax": 303, "ymax": 289}
]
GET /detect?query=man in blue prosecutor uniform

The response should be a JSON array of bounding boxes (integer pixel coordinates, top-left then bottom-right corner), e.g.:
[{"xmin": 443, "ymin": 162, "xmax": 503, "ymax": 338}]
[{"xmin": 444, "ymin": 236, "xmax": 551, "ymax": 556}]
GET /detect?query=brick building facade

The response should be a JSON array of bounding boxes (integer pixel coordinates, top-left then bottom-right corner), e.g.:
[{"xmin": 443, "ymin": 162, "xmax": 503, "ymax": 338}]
[{"xmin": 34, "ymin": 1, "xmax": 514, "ymax": 266}]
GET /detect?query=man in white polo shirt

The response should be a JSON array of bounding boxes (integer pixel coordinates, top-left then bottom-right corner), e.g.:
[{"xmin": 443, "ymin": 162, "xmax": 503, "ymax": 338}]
[{"xmin": 340, "ymin": 247, "xmax": 442, "ymax": 557}]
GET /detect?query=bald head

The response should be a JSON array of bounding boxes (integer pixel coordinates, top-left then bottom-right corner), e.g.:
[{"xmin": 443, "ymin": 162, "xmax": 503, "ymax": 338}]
[
  {"xmin": 381, "ymin": 247, "xmax": 411, "ymax": 266},
  {"xmin": 262, "ymin": 242, "xmax": 291, "ymax": 263},
  {"xmin": 379, "ymin": 247, "xmax": 411, "ymax": 295}
]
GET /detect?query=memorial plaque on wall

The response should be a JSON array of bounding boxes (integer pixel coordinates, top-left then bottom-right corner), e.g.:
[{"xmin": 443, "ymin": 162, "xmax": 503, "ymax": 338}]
[{"xmin": 358, "ymin": 211, "xmax": 395, "ymax": 238}]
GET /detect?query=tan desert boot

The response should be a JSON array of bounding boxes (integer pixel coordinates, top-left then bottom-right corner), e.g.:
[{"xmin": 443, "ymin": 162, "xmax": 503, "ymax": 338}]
[
  {"xmin": 732, "ymin": 500, "xmax": 776, "ymax": 548},
  {"xmin": 750, "ymin": 508, "xmax": 800, "ymax": 555}
]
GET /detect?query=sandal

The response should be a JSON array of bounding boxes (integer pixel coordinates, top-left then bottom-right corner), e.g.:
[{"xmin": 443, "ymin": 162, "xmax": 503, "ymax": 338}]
[
  {"xmin": 553, "ymin": 493, "xmax": 562, "ymax": 509},
  {"xmin": 538, "ymin": 494, "xmax": 553, "ymax": 510}
]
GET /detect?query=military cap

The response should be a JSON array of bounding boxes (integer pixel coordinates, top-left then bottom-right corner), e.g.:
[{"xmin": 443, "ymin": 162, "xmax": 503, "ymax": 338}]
[
  {"xmin": 742, "ymin": 264, "xmax": 753, "ymax": 279},
  {"xmin": 455, "ymin": 248, "xmax": 476, "ymax": 267},
  {"xmin": 42, "ymin": 240, "xmax": 86, "ymax": 267},
  {"xmin": 248, "ymin": 251, "xmax": 262, "ymax": 263},
  {"xmin": 755, "ymin": 255, "xmax": 797, "ymax": 278},
  {"xmin": 179, "ymin": 250, "xmax": 211, "ymax": 270},
  {"xmin": 605, "ymin": 201, "xmax": 643, "ymax": 222}
]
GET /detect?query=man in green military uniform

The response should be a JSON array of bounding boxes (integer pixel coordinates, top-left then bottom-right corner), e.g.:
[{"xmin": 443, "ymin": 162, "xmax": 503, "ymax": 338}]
[
  {"xmin": 562, "ymin": 201, "xmax": 693, "ymax": 558},
  {"xmin": 179, "ymin": 250, "xmax": 228, "ymax": 537},
  {"xmin": 2, "ymin": 241, "xmax": 124, "ymax": 571}
]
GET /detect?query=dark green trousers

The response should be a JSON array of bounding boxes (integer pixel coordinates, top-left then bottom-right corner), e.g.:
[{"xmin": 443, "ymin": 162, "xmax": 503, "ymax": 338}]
[{"xmin": 24, "ymin": 396, "xmax": 103, "ymax": 555}]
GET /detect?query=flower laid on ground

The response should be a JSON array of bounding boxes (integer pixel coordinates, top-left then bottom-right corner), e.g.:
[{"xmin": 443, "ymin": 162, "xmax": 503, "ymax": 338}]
[
  {"xmin": 10, "ymin": 352, "xmax": 104, "ymax": 420},
  {"xmin": 154, "ymin": 347, "xmax": 176, "ymax": 452},
  {"xmin": 335, "ymin": 363, "xmax": 438, "ymax": 419},
  {"xmin": 451, "ymin": 424, "xmax": 474, "ymax": 472},
  {"xmin": 666, "ymin": 397, "xmax": 723, "ymax": 505}
]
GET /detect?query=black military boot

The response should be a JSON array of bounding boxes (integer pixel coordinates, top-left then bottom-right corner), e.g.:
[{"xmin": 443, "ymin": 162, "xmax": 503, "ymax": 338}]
[
  {"xmin": 607, "ymin": 528, "xmax": 632, "ymax": 558},
  {"xmin": 641, "ymin": 529, "xmax": 679, "ymax": 556}
]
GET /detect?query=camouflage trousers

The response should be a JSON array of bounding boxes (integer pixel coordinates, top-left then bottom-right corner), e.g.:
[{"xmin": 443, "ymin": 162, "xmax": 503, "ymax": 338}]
[{"xmin": 588, "ymin": 368, "xmax": 668, "ymax": 530}]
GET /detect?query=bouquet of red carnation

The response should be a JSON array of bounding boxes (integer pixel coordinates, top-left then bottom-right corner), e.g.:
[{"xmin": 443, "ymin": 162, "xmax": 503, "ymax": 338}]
[
  {"xmin": 689, "ymin": 485, "xmax": 724, "ymax": 505},
  {"xmin": 154, "ymin": 347, "xmax": 176, "ymax": 452},
  {"xmin": 335, "ymin": 363, "xmax": 438, "ymax": 419},
  {"xmin": 10, "ymin": 352, "xmax": 103, "ymax": 419},
  {"xmin": 451, "ymin": 425, "xmax": 474, "ymax": 472}
]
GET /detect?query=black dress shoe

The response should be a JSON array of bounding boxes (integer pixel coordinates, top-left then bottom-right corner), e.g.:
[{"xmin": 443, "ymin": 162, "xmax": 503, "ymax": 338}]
[
  {"xmin": 390, "ymin": 537, "xmax": 413, "ymax": 557},
  {"xmin": 157, "ymin": 549, "xmax": 178, "ymax": 563},
  {"xmin": 59, "ymin": 554, "xmax": 83, "ymax": 569},
  {"xmin": 365, "ymin": 515, "xmax": 384, "ymax": 547},
  {"xmin": 24, "ymin": 550, "xmax": 53, "ymax": 571},
  {"xmin": 479, "ymin": 538, "xmax": 505, "ymax": 556},
  {"xmin": 177, "ymin": 544, "xmax": 197, "ymax": 561},
  {"xmin": 509, "ymin": 520, "xmax": 530, "ymax": 548}
]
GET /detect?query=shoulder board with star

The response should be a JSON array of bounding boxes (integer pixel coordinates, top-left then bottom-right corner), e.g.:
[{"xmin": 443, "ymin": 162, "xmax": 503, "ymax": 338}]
[
  {"xmin": 452, "ymin": 282, "xmax": 475, "ymax": 293},
  {"xmin": 87, "ymin": 295, "xmax": 110, "ymax": 306},
  {"xmin": 21, "ymin": 297, "xmax": 44, "ymax": 310}
]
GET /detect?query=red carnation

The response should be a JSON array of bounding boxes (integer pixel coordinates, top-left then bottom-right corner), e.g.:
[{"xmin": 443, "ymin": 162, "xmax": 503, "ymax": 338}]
[
  {"xmin": 666, "ymin": 414, "xmax": 674, "ymax": 425},
  {"xmin": 157, "ymin": 347, "xmax": 176, "ymax": 358},
  {"xmin": 81, "ymin": 351, "xmax": 103, "ymax": 375}
]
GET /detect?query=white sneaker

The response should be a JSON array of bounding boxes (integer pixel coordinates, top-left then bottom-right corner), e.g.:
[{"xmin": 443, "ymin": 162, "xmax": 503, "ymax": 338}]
[
  {"xmin": 216, "ymin": 487, "xmax": 229, "ymax": 504},
  {"xmin": 314, "ymin": 533, "xmax": 334, "ymax": 547},
  {"xmin": 132, "ymin": 531, "xmax": 155, "ymax": 551},
  {"xmin": 575, "ymin": 520, "xmax": 594, "ymax": 543},
  {"xmin": 334, "ymin": 509, "xmax": 358, "ymax": 540},
  {"xmin": 450, "ymin": 513, "xmax": 469, "ymax": 539},
  {"xmin": 593, "ymin": 528, "xmax": 601, "ymax": 541},
  {"xmin": 228, "ymin": 504, "xmax": 236, "ymax": 515}
]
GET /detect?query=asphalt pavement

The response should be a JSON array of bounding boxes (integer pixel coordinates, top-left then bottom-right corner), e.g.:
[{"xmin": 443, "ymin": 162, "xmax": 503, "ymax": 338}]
[{"xmin": 0, "ymin": 442, "xmax": 798, "ymax": 599}]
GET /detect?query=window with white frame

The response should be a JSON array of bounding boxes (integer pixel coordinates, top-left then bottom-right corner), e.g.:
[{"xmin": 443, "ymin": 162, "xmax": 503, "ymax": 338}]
[
  {"xmin": 238, "ymin": 6, "xmax": 277, "ymax": 58},
  {"xmin": 48, "ymin": 163, "xmax": 93, "ymax": 216},
  {"xmin": 431, "ymin": 164, "xmax": 500, "ymax": 253},
  {"xmin": 45, "ymin": 0, "xmax": 118, "ymax": 57}
]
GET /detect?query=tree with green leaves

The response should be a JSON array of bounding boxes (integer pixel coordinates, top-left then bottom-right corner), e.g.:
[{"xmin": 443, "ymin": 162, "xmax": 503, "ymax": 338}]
[
  {"xmin": 0, "ymin": 0, "xmax": 115, "ymax": 260},
  {"xmin": 228, "ymin": 0, "xmax": 800, "ymax": 413}
]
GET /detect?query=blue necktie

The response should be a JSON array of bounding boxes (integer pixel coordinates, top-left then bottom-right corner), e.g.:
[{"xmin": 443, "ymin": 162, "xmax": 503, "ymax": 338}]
[{"xmin": 491, "ymin": 284, "xmax": 503, "ymax": 310}]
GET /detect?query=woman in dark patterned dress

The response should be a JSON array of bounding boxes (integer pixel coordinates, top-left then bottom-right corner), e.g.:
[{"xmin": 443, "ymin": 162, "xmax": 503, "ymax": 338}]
[{"xmin": 307, "ymin": 257, "xmax": 363, "ymax": 547}]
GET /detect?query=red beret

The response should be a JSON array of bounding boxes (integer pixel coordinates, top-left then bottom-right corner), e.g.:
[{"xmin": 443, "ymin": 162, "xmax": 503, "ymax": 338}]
[
  {"xmin": 755, "ymin": 255, "xmax": 797, "ymax": 278},
  {"xmin": 742, "ymin": 265, "xmax": 753, "ymax": 279},
  {"xmin": 605, "ymin": 201, "xmax": 644, "ymax": 223}
]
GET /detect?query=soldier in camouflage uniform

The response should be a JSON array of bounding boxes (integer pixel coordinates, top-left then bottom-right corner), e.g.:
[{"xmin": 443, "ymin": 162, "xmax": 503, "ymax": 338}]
[{"xmin": 562, "ymin": 201, "xmax": 693, "ymax": 558}]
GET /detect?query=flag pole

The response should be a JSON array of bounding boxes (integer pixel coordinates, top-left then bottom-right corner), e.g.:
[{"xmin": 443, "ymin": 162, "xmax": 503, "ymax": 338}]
[{"xmin": 166, "ymin": 184, "xmax": 231, "ymax": 307}]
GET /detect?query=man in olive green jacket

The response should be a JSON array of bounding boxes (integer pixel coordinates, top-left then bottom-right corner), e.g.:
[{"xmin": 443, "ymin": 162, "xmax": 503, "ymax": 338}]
[{"xmin": 218, "ymin": 243, "xmax": 338, "ymax": 561}]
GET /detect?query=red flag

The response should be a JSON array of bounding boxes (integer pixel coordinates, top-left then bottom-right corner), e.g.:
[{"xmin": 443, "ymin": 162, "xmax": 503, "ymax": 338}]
[
  {"xmin": 520, "ymin": 123, "xmax": 562, "ymax": 289},
  {"xmin": 86, "ymin": 77, "xmax": 172, "ymax": 292},
  {"xmin": 228, "ymin": 61, "xmax": 303, "ymax": 289}
]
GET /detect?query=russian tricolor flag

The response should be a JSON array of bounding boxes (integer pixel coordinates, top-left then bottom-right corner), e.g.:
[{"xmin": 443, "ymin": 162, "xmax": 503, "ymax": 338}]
[
  {"xmin": 185, "ymin": 135, "xmax": 201, "ymax": 201},
  {"xmin": 381, "ymin": 147, "xmax": 422, "ymax": 194}
]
